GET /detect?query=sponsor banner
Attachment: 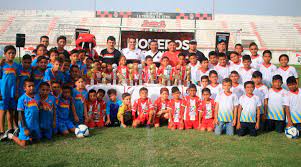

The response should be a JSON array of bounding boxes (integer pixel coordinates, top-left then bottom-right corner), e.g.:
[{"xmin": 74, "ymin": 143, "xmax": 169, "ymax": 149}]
[{"xmin": 120, "ymin": 31, "xmax": 195, "ymax": 51}]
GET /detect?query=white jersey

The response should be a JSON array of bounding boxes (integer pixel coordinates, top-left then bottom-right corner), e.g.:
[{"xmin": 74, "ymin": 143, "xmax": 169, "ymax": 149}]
[
  {"xmin": 251, "ymin": 55, "xmax": 263, "ymax": 70},
  {"xmin": 195, "ymin": 68, "xmax": 211, "ymax": 82},
  {"xmin": 283, "ymin": 88, "xmax": 301, "ymax": 123},
  {"xmin": 229, "ymin": 60, "xmax": 243, "ymax": 72},
  {"xmin": 121, "ymin": 48, "xmax": 142, "ymax": 61},
  {"xmin": 214, "ymin": 64, "xmax": 230, "ymax": 83},
  {"xmin": 207, "ymin": 84, "xmax": 222, "ymax": 100},
  {"xmin": 143, "ymin": 50, "xmax": 163, "ymax": 63},
  {"xmin": 275, "ymin": 66, "xmax": 299, "ymax": 90},
  {"xmin": 215, "ymin": 92, "xmax": 239, "ymax": 122},
  {"xmin": 267, "ymin": 88, "xmax": 287, "ymax": 121},
  {"xmin": 253, "ymin": 84, "xmax": 269, "ymax": 114},
  {"xmin": 258, "ymin": 63, "xmax": 277, "ymax": 88},
  {"xmin": 189, "ymin": 62, "xmax": 201, "ymax": 84},
  {"xmin": 238, "ymin": 67, "xmax": 256, "ymax": 84},
  {"xmin": 231, "ymin": 84, "xmax": 245, "ymax": 99},
  {"xmin": 239, "ymin": 94, "xmax": 261, "ymax": 123}
]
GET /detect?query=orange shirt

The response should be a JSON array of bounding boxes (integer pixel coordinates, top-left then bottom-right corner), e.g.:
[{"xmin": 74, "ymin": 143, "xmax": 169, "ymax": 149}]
[{"xmin": 162, "ymin": 51, "xmax": 181, "ymax": 67}]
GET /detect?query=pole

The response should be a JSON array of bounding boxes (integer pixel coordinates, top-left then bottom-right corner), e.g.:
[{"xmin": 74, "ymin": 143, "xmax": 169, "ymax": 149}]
[
  {"xmin": 118, "ymin": 17, "xmax": 123, "ymax": 50},
  {"xmin": 18, "ymin": 47, "xmax": 21, "ymax": 62},
  {"xmin": 212, "ymin": 0, "xmax": 215, "ymax": 20}
]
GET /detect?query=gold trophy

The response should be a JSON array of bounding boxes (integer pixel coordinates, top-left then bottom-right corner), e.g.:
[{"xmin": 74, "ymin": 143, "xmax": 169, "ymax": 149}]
[
  {"xmin": 186, "ymin": 65, "xmax": 191, "ymax": 86},
  {"xmin": 149, "ymin": 64, "xmax": 156, "ymax": 84},
  {"xmin": 128, "ymin": 64, "xmax": 134, "ymax": 86},
  {"xmin": 101, "ymin": 71, "xmax": 107, "ymax": 84}
]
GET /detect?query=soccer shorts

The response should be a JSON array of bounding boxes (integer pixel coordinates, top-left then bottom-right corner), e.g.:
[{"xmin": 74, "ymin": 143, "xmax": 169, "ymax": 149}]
[
  {"xmin": 135, "ymin": 113, "xmax": 149, "ymax": 124},
  {"xmin": 58, "ymin": 119, "xmax": 75, "ymax": 133},
  {"xmin": 18, "ymin": 125, "xmax": 41, "ymax": 141},
  {"xmin": 200, "ymin": 118, "xmax": 214, "ymax": 130},
  {"xmin": 184, "ymin": 120, "xmax": 199, "ymax": 129}
]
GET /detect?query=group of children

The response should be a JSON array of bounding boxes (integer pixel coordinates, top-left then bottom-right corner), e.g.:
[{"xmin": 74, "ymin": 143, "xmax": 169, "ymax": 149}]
[{"xmin": 0, "ymin": 39, "xmax": 300, "ymax": 148}]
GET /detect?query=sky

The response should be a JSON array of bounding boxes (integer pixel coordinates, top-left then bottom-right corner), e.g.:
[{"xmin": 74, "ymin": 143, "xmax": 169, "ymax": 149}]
[{"xmin": 0, "ymin": 0, "xmax": 300, "ymax": 16}]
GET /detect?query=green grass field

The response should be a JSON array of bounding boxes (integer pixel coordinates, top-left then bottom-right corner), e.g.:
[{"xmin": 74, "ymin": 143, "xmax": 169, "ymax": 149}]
[{"xmin": 1, "ymin": 127, "xmax": 301, "ymax": 167}]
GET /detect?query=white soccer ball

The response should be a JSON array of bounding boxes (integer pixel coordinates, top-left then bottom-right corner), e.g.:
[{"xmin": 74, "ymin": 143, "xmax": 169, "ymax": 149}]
[
  {"xmin": 75, "ymin": 124, "xmax": 89, "ymax": 138},
  {"xmin": 285, "ymin": 126, "xmax": 299, "ymax": 139}
]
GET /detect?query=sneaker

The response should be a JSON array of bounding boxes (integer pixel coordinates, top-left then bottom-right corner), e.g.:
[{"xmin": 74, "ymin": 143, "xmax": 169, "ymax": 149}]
[
  {"xmin": 1, "ymin": 129, "xmax": 15, "ymax": 141},
  {"xmin": 13, "ymin": 128, "xmax": 19, "ymax": 137},
  {"xmin": 7, "ymin": 132, "xmax": 14, "ymax": 140}
]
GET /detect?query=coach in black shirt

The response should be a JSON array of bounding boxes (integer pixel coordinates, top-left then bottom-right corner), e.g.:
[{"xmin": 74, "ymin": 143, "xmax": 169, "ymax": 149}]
[
  {"xmin": 100, "ymin": 36, "xmax": 121, "ymax": 65},
  {"xmin": 182, "ymin": 40, "xmax": 206, "ymax": 62}
]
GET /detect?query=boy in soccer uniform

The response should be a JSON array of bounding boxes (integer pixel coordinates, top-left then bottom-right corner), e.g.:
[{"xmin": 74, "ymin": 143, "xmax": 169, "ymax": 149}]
[
  {"xmin": 184, "ymin": 84, "xmax": 201, "ymax": 129},
  {"xmin": 61, "ymin": 59, "xmax": 71, "ymax": 85},
  {"xmin": 238, "ymin": 55, "xmax": 256, "ymax": 84},
  {"xmin": 47, "ymin": 49, "xmax": 59, "ymax": 69},
  {"xmin": 199, "ymin": 88, "xmax": 215, "ymax": 132},
  {"xmin": 258, "ymin": 50, "xmax": 277, "ymax": 88},
  {"xmin": 214, "ymin": 78, "xmax": 239, "ymax": 136},
  {"xmin": 43, "ymin": 57, "xmax": 65, "ymax": 86},
  {"xmin": 70, "ymin": 49, "xmax": 87, "ymax": 76},
  {"xmin": 249, "ymin": 42, "xmax": 263, "ymax": 70},
  {"xmin": 153, "ymin": 88, "xmax": 170, "ymax": 128},
  {"xmin": 284, "ymin": 76, "xmax": 301, "ymax": 131},
  {"xmin": 72, "ymin": 77, "xmax": 87, "ymax": 125},
  {"xmin": 230, "ymin": 71, "xmax": 245, "ymax": 99},
  {"xmin": 57, "ymin": 86, "xmax": 78, "ymax": 135},
  {"xmin": 266, "ymin": 75, "xmax": 287, "ymax": 133},
  {"xmin": 32, "ymin": 56, "xmax": 48, "ymax": 93},
  {"xmin": 208, "ymin": 51, "xmax": 218, "ymax": 69},
  {"xmin": 0, "ymin": 45, "xmax": 20, "ymax": 139},
  {"xmin": 18, "ymin": 54, "xmax": 32, "ymax": 96},
  {"xmin": 198, "ymin": 75, "xmax": 209, "ymax": 98},
  {"xmin": 142, "ymin": 55, "xmax": 157, "ymax": 83},
  {"xmin": 171, "ymin": 53, "xmax": 187, "ymax": 84},
  {"xmin": 157, "ymin": 57, "xmax": 172, "ymax": 84},
  {"xmin": 188, "ymin": 53, "xmax": 201, "ymax": 85},
  {"xmin": 117, "ymin": 93, "xmax": 133, "ymax": 128},
  {"xmin": 51, "ymin": 81, "xmax": 61, "ymax": 134},
  {"xmin": 7, "ymin": 79, "xmax": 40, "ymax": 147},
  {"xmin": 229, "ymin": 51, "xmax": 243, "ymax": 72},
  {"xmin": 275, "ymin": 54, "xmax": 299, "ymax": 90},
  {"xmin": 237, "ymin": 81, "xmax": 261, "ymax": 136},
  {"xmin": 106, "ymin": 89, "xmax": 122, "ymax": 127},
  {"xmin": 35, "ymin": 82, "xmax": 56, "ymax": 140},
  {"xmin": 207, "ymin": 70, "xmax": 222, "ymax": 100},
  {"xmin": 214, "ymin": 52, "xmax": 230, "ymax": 83},
  {"xmin": 196, "ymin": 58, "xmax": 211, "ymax": 85},
  {"xmin": 132, "ymin": 87, "xmax": 155, "ymax": 128},
  {"xmin": 252, "ymin": 71, "xmax": 269, "ymax": 130},
  {"xmin": 84, "ymin": 89, "xmax": 105, "ymax": 129},
  {"xmin": 168, "ymin": 87, "xmax": 185, "ymax": 130}
]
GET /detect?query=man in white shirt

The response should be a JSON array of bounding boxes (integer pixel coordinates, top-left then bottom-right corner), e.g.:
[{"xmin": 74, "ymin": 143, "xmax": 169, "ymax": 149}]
[
  {"xmin": 121, "ymin": 37, "xmax": 143, "ymax": 64},
  {"xmin": 143, "ymin": 40, "xmax": 163, "ymax": 67}
]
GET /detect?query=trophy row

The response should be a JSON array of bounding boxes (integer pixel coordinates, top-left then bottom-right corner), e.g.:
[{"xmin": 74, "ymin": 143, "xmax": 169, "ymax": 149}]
[{"xmin": 88, "ymin": 63, "xmax": 192, "ymax": 86}]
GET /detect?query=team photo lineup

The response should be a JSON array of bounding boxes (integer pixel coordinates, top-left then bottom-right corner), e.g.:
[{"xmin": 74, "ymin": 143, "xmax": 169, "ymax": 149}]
[{"xmin": 0, "ymin": 30, "xmax": 300, "ymax": 148}]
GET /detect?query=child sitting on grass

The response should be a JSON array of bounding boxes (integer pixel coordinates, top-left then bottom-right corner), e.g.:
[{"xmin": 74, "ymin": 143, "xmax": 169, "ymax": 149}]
[{"xmin": 117, "ymin": 93, "xmax": 133, "ymax": 128}]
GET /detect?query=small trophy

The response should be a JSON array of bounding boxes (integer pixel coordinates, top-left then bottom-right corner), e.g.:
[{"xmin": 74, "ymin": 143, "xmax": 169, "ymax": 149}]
[
  {"xmin": 128, "ymin": 64, "xmax": 134, "ymax": 86},
  {"xmin": 138, "ymin": 64, "xmax": 143, "ymax": 85},
  {"xmin": 186, "ymin": 65, "xmax": 191, "ymax": 87},
  {"xmin": 112, "ymin": 65, "xmax": 117, "ymax": 85},
  {"xmin": 149, "ymin": 64, "xmax": 156, "ymax": 84},
  {"xmin": 101, "ymin": 72, "xmax": 107, "ymax": 84},
  {"xmin": 166, "ymin": 65, "xmax": 172, "ymax": 86}
]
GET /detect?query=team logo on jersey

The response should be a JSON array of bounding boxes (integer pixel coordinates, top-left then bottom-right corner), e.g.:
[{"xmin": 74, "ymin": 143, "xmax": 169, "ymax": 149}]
[{"xmin": 4, "ymin": 68, "xmax": 16, "ymax": 75}]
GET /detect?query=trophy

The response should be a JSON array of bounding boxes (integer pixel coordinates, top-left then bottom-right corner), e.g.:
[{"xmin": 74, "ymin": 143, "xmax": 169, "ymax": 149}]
[
  {"xmin": 186, "ymin": 65, "xmax": 191, "ymax": 87},
  {"xmin": 101, "ymin": 72, "xmax": 107, "ymax": 84},
  {"xmin": 138, "ymin": 64, "xmax": 143, "ymax": 85},
  {"xmin": 112, "ymin": 64, "xmax": 117, "ymax": 85},
  {"xmin": 166, "ymin": 65, "xmax": 172, "ymax": 86},
  {"xmin": 149, "ymin": 64, "xmax": 156, "ymax": 84},
  {"xmin": 128, "ymin": 64, "xmax": 134, "ymax": 86},
  {"xmin": 88, "ymin": 64, "xmax": 95, "ymax": 85}
]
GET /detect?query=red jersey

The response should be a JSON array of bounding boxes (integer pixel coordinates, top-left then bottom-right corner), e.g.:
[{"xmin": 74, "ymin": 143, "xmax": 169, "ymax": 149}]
[
  {"xmin": 157, "ymin": 66, "xmax": 173, "ymax": 82},
  {"xmin": 200, "ymin": 99, "xmax": 215, "ymax": 120},
  {"xmin": 154, "ymin": 98, "xmax": 170, "ymax": 113},
  {"xmin": 142, "ymin": 65, "xmax": 157, "ymax": 83},
  {"xmin": 168, "ymin": 99, "xmax": 186, "ymax": 123},
  {"xmin": 171, "ymin": 65, "xmax": 187, "ymax": 81},
  {"xmin": 183, "ymin": 96, "xmax": 201, "ymax": 121},
  {"xmin": 117, "ymin": 66, "xmax": 129, "ymax": 79},
  {"xmin": 86, "ymin": 100, "xmax": 106, "ymax": 123},
  {"xmin": 132, "ymin": 98, "xmax": 154, "ymax": 119}
]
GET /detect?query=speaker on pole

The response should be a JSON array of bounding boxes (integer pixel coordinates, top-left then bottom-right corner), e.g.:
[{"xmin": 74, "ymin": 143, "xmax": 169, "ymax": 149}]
[{"xmin": 16, "ymin": 33, "xmax": 25, "ymax": 47}]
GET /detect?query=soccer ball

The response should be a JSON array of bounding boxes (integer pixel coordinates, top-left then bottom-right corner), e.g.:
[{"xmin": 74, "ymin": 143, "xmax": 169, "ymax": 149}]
[
  {"xmin": 285, "ymin": 126, "xmax": 299, "ymax": 139},
  {"xmin": 75, "ymin": 124, "xmax": 89, "ymax": 138}
]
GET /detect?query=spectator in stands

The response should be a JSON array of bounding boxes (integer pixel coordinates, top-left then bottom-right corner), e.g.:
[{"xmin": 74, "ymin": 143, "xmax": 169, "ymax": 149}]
[
  {"xmin": 100, "ymin": 36, "xmax": 121, "ymax": 65},
  {"xmin": 182, "ymin": 40, "xmax": 206, "ymax": 62},
  {"xmin": 40, "ymin": 35, "xmax": 50, "ymax": 48},
  {"xmin": 121, "ymin": 37, "xmax": 143, "ymax": 64},
  {"xmin": 161, "ymin": 40, "xmax": 181, "ymax": 67},
  {"xmin": 55, "ymin": 36, "xmax": 69, "ymax": 59},
  {"xmin": 143, "ymin": 40, "xmax": 162, "ymax": 67}
]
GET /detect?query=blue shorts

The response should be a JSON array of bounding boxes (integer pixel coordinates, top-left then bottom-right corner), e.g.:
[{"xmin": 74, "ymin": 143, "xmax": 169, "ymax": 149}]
[
  {"xmin": 18, "ymin": 126, "xmax": 41, "ymax": 141},
  {"xmin": 0, "ymin": 97, "xmax": 16, "ymax": 110},
  {"xmin": 58, "ymin": 120, "xmax": 75, "ymax": 133},
  {"xmin": 40, "ymin": 128, "xmax": 53, "ymax": 140}
]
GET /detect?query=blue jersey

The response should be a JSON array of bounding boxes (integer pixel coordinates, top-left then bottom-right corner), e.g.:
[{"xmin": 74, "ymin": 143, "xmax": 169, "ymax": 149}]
[
  {"xmin": 18, "ymin": 66, "xmax": 32, "ymax": 96},
  {"xmin": 57, "ymin": 97, "xmax": 72, "ymax": 121},
  {"xmin": 0, "ymin": 62, "xmax": 19, "ymax": 99},
  {"xmin": 47, "ymin": 63, "xmax": 54, "ymax": 69},
  {"xmin": 17, "ymin": 94, "xmax": 40, "ymax": 129},
  {"xmin": 63, "ymin": 71, "xmax": 71, "ymax": 84},
  {"xmin": 32, "ymin": 68, "xmax": 45, "ymax": 93},
  {"xmin": 43, "ymin": 68, "xmax": 65, "ymax": 84},
  {"xmin": 72, "ymin": 61, "xmax": 87, "ymax": 75},
  {"xmin": 71, "ymin": 88, "xmax": 87, "ymax": 123},
  {"xmin": 31, "ymin": 58, "xmax": 38, "ymax": 67},
  {"xmin": 35, "ymin": 94, "xmax": 57, "ymax": 129},
  {"xmin": 106, "ymin": 99, "xmax": 122, "ymax": 116}
]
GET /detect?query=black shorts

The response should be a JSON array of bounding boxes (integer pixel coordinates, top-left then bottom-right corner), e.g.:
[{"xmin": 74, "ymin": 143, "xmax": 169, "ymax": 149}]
[
  {"xmin": 237, "ymin": 122, "xmax": 257, "ymax": 136},
  {"xmin": 265, "ymin": 119, "xmax": 285, "ymax": 133}
]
